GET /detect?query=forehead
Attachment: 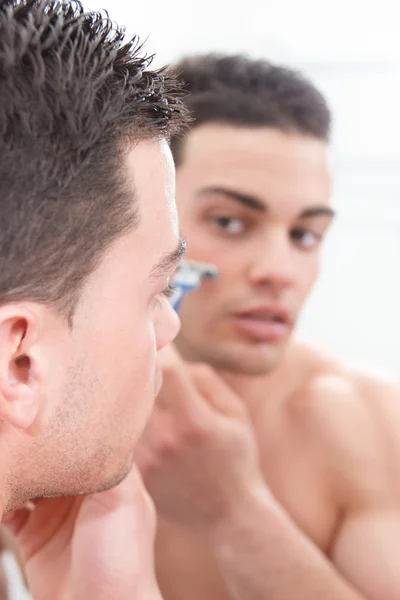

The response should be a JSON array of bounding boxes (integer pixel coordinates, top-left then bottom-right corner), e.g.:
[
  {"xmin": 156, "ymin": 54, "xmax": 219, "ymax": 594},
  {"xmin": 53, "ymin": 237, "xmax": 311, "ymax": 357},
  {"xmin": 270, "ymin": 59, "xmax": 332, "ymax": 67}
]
[
  {"xmin": 125, "ymin": 139, "xmax": 178, "ymax": 242},
  {"xmin": 177, "ymin": 124, "xmax": 332, "ymax": 210}
]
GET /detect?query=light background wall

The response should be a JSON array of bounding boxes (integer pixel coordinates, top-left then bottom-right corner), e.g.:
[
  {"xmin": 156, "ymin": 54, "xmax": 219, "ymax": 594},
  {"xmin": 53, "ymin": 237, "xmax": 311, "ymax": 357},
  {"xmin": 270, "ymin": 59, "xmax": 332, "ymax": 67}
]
[{"xmin": 91, "ymin": 0, "xmax": 400, "ymax": 375}]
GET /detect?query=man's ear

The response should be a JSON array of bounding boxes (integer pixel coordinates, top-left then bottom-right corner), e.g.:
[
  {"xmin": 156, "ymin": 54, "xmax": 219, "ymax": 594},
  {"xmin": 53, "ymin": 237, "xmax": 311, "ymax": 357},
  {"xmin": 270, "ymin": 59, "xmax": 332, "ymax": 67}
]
[{"xmin": 0, "ymin": 305, "xmax": 42, "ymax": 431}]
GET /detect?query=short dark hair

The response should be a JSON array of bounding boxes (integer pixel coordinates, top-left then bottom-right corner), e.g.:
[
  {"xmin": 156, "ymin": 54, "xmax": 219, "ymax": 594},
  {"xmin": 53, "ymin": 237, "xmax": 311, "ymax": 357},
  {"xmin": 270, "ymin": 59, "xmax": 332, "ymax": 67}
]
[
  {"xmin": 0, "ymin": 0, "xmax": 188, "ymax": 316},
  {"xmin": 170, "ymin": 53, "xmax": 331, "ymax": 165}
]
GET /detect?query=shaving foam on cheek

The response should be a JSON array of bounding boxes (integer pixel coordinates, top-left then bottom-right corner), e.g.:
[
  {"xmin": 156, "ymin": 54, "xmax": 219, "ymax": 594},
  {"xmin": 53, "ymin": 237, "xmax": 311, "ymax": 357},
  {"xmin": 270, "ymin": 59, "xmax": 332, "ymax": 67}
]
[{"xmin": 170, "ymin": 259, "xmax": 218, "ymax": 311}]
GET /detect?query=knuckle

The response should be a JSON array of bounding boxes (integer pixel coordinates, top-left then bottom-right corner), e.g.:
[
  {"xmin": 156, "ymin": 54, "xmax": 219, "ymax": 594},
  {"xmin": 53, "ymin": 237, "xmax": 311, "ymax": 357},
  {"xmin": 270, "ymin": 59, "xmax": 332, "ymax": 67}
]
[
  {"xmin": 156, "ymin": 434, "xmax": 179, "ymax": 457},
  {"xmin": 161, "ymin": 363, "xmax": 180, "ymax": 384},
  {"xmin": 138, "ymin": 453, "xmax": 161, "ymax": 478},
  {"xmin": 179, "ymin": 414, "xmax": 209, "ymax": 445}
]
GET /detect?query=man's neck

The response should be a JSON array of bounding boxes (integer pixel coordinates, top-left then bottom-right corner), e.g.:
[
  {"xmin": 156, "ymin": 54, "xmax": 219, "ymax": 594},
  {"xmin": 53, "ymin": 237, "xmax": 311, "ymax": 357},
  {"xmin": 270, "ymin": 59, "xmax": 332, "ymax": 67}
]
[
  {"xmin": 217, "ymin": 354, "xmax": 295, "ymax": 412},
  {"xmin": 217, "ymin": 340, "xmax": 327, "ymax": 413}
]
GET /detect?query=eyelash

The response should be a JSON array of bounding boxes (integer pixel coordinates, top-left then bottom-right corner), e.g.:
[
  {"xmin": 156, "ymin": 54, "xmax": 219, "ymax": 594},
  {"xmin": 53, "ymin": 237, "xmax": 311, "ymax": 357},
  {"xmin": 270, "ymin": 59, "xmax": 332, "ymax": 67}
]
[
  {"xmin": 153, "ymin": 282, "xmax": 176, "ymax": 310},
  {"xmin": 160, "ymin": 282, "xmax": 177, "ymax": 299},
  {"xmin": 212, "ymin": 218, "xmax": 323, "ymax": 248},
  {"xmin": 211, "ymin": 216, "xmax": 246, "ymax": 236},
  {"xmin": 290, "ymin": 228, "xmax": 322, "ymax": 249}
]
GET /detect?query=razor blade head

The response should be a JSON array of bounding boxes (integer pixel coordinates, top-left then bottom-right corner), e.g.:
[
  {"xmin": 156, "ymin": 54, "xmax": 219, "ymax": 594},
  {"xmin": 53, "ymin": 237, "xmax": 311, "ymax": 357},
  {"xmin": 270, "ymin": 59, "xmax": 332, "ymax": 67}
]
[
  {"xmin": 170, "ymin": 259, "xmax": 219, "ymax": 311},
  {"xmin": 174, "ymin": 259, "xmax": 218, "ymax": 280}
]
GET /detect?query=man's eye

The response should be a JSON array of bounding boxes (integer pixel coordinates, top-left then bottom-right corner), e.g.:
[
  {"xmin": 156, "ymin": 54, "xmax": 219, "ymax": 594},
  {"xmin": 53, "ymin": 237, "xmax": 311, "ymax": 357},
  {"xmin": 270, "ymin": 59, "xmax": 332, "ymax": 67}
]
[
  {"xmin": 211, "ymin": 216, "xmax": 245, "ymax": 235},
  {"xmin": 291, "ymin": 228, "xmax": 322, "ymax": 250},
  {"xmin": 153, "ymin": 282, "xmax": 176, "ymax": 309}
]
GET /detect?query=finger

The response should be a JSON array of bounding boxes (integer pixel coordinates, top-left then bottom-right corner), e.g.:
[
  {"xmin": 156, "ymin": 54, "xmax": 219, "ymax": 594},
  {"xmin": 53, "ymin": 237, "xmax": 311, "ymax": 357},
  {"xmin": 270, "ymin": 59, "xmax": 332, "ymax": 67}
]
[
  {"xmin": 188, "ymin": 364, "xmax": 248, "ymax": 418},
  {"xmin": 135, "ymin": 412, "xmax": 176, "ymax": 484},
  {"xmin": 157, "ymin": 343, "xmax": 184, "ymax": 370},
  {"xmin": 2, "ymin": 507, "xmax": 32, "ymax": 536},
  {"xmin": 137, "ymin": 404, "xmax": 167, "ymax": 451},
  {"xmin": 157, "ymin": 350, "xmax": 206, "ymax": 420}
]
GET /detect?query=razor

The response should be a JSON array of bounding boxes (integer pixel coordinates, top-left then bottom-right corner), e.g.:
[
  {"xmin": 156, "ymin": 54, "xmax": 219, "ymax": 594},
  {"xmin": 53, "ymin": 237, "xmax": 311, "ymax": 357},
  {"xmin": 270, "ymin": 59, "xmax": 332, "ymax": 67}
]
[{"xmin": 170, "ymin": 259, "xmax": 218, "ymax": 311}]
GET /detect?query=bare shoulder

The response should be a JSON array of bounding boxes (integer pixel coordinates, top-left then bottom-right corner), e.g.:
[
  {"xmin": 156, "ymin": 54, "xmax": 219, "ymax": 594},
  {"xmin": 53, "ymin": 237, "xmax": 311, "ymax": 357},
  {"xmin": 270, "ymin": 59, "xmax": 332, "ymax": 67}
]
[
  {"xmin": 286, "ymin": 340, "xmax": 400, "ymax": 424},
  {"xmin": 284, "ymin": 341, "xmax": 400, "ymax": 502}
]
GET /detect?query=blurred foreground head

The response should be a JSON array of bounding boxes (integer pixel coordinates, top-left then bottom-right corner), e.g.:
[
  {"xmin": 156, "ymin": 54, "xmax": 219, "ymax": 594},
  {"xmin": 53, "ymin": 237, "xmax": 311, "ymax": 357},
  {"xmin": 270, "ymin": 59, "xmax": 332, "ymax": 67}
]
[{"xmin": 0, "ymin": 0, "xmax": 188, "ymax": 508}]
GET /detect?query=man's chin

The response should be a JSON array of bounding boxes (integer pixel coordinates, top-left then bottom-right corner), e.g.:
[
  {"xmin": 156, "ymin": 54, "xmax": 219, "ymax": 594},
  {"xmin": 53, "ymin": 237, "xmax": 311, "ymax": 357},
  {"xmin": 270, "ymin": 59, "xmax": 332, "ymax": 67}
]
[
  {"xmin": 191, "ymin": 345, "xmax": 271, "ymax": 376},
  {"xmin": 221, "ymin": 336, "xmax": 289, "ymax": 374},
  {"xmin": 91, "ymin": 452, "xmax": 135, "ymax": 495},
  {"xmin": 231, "ymin": 356, "xmax": 279, "ymax": 376}
]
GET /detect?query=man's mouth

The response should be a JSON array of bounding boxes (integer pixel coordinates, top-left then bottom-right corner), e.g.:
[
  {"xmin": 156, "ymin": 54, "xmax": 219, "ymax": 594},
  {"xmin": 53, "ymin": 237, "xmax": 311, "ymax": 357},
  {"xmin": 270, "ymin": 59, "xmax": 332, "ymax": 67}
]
[{"xmin": 231, "ymin": 306, "xmax": 292, "ymax": 342}]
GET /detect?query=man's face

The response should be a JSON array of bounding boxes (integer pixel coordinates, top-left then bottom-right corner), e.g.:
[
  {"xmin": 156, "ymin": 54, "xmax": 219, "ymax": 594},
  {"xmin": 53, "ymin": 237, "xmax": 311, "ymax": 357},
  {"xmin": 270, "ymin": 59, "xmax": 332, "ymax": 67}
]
[
  {"xmin": 174, "ymin": 124, "xmax": 333, "ymax": 375},
  {"xmin": 27, "ymin": 140, "xmax": 183, "ymax": 499}
]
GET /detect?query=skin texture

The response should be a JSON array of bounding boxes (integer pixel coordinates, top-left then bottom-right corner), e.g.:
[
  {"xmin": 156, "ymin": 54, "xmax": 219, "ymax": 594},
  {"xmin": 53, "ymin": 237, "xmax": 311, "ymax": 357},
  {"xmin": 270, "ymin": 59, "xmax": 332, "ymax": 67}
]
[
  {"xmin": 0, "ymin": 139, "xmax": 182, "ymax": 599},
  {"xmin": 137, "ymin": 125, "xmax": 400, "ymax": 600}
]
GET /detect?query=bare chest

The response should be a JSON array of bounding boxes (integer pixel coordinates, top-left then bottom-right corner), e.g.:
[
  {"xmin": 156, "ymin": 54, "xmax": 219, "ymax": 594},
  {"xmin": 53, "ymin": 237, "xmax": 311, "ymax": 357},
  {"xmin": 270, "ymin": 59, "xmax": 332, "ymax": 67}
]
[{"xmin": 256, "ymin": 425, "xmax": 338, "ymax": 552}]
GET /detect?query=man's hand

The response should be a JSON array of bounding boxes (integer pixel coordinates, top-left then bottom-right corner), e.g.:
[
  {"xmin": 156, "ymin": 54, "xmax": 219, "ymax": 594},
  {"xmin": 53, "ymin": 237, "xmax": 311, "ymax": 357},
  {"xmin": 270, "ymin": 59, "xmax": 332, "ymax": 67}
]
[
  {"xmin": 136, "ymin": 348, "xmax": 367, "ymax": 600},
  {"xmin": 136, "ymin": 346, "xmax": 267, "ymax": 536},
  {"xmin": 2, "ymin": 465, "xmax": 162, "ymax": 600}
]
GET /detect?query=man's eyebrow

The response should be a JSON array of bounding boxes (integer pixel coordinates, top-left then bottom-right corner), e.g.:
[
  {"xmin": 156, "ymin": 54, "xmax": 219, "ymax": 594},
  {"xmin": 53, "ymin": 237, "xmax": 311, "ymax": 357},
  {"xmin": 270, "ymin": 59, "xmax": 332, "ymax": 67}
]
[
  {"xmin": 151, "ymin": 236, "xmax": 187, "ymax": 278},
  {"xmin": 198, "ymin": 186, "xmax": 336, "ymax": 220},
  {"xmin": 198, "ymin": 186, "xmax": 266, "ymax": 212},
  {"xmin": 299, "ymin": 207, "xmax": 336, "ymax": 219}
]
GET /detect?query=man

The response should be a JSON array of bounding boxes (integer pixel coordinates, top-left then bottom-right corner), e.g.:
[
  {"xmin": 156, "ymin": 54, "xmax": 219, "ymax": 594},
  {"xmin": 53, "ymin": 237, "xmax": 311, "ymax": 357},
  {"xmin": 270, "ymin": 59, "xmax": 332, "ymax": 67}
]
[
  {"xmin": 0, "ymin": 1, "xmax": 188, "ymax": 598},
  {"xmin": 137, "ymin": 54, "xmax": 400, "ymax": 600}
]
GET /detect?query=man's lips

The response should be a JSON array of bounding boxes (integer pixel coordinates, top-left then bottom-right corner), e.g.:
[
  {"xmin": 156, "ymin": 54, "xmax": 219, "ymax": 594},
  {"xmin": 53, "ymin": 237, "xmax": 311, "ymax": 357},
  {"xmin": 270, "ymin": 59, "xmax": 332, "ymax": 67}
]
[{"xmin": 230, "ymin": 305, "xmax": 292, "ymax": 342}]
